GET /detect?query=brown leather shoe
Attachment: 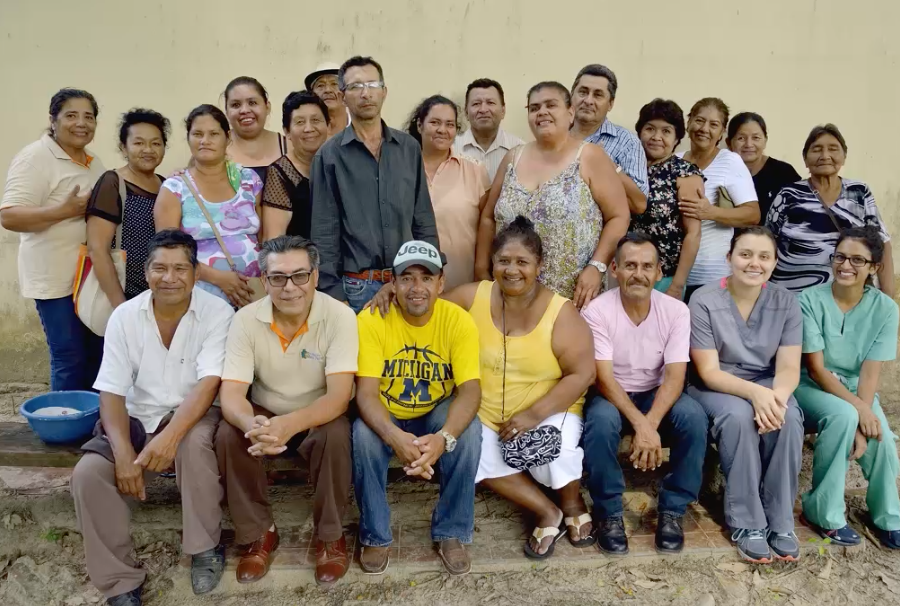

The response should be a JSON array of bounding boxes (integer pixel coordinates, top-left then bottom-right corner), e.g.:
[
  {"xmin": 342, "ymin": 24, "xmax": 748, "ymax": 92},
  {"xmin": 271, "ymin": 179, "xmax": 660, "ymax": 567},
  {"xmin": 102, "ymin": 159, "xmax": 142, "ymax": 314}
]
[
  {"xmin": 236, "ymin": 528, "xmax": 280, "ymax": 583},
  {"xmin": 437, "ymin": 539, "xmax": 470, "ymax": 576},
  {"xmin": 315, "ymin": 536, "xmax": 349, "ymax": 587},
  {"xmin": 359, "ymin": 545, "xmax": 390, "ymax": 575}
]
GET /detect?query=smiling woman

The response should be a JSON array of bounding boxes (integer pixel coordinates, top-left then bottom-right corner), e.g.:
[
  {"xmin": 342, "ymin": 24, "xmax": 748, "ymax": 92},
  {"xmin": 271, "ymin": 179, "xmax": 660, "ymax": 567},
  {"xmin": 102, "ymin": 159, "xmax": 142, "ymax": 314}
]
[{"xmin": 223, "ymin": 76, "xmax": 288, "ymax": 184}]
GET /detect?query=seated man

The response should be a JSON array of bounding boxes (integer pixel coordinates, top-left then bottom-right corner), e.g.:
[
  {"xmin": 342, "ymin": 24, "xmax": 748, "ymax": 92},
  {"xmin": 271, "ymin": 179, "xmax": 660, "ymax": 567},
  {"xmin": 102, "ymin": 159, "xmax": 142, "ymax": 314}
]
[
  {"xmin": 581, "ymin": 232, "xmax": 708, "ymax": 555},
  {"xmin": 354, "ymin": 240, "xmax": 482, "ymax": 576},
  {"xmin": 71, "ymin": 230, "xmax": 235, "ymax": 606},
  {"xmin": 216, "ymin": 236, "xmax": 358, "ymax": 587}
]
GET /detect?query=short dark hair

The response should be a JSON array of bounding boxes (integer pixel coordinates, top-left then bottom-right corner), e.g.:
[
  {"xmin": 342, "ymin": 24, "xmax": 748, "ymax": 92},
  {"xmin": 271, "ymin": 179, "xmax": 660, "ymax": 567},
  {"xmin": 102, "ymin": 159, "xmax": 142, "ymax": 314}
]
[
  {"xmin": 406, "ymin": 95, "xmax": 459, "ymax": 146},
  {"xmin": 615, "ymin": 231, "xmax": 659, "ymax": 263},
  {"xmin": 836, "ymin": 226, "xmax": 884, "ymax": 265},
  {"xmin": 146, "ymin": 229, "xmax": 199, "ymax": 267},
  {"xmin": 492, "ymin": 215, "xmax": 543, "ymax": 263},
  {"xmin": 118, "ymin": 108, "xmax": 171, "ymax": 147},
  {"xmin": 688, "ymin": 97, "xmax": 730, "ymax": 127},
  {"xmin": 49, "ymin": 88, "xmax": 99, "ymax": 121},
  {"xmin": 258, "ymin": 235, "xmax": 320, "ymax": 274},
  {"xmin": 571, "ymin": 64, "xmax": 618, "ymax": 100},
  {"xmin": 727, "ymin": 112, "xmax": 767, "ymax": 145},
  {"xmin": 802, "ymin": 123, "xmax": 848, "ymax": 158},
  {"xmin": 728, "ymin": 226, "xmax": 777, "ymax": 255},
  {"xmin": 224, "ymin": 76, "xmax": 269, "ymax": 105},
  {"xmin": 635, "ymin": 99, "xmax": 686, "ymax": 148},
  {"xmin": 465, "ymin": 78, "xmax": 506, "ymax": 106},
  {"xmin": 185, "ymin": 104, "xmax": 230, "ymax": 136},
  {"xmin": 338, "ymin": 56, "xmax": 385, "ymax": 90},
  {"xmin": 281, "ymin": 91, "xmax": 330, "ymax": 130},
  {"xmin": 527, "ymin": 81, "xmax": 571, "ymax": 108}
]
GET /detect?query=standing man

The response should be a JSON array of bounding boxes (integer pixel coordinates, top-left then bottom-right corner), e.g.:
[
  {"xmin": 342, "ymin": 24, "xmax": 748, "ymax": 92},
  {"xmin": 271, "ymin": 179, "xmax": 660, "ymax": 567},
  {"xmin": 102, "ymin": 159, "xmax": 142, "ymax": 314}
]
[
  {"xmin": 570, "ymin": 64, "xmax": 649, "ymax": 214},
  {"xmin": 305, "ymin": 61, "xmax": 351, "ymax": 138},
  {"xmin": 216, "ymin": 236, "xmax": 358, "ymax": 587},
  {"xmin": 310, "ymin": 56, "xmax": 439, "ymax": 313},
  {"xmin": 452, "ymin": 78, "xmax": 524, "ymax": 181},
  {"xmin": 353, "ymin": 240, "xmax": 482, "ymax": 576},
  {"xmin": 580, "ymin": 233, "xmax": 708, "ymax": 555},
  {"xmin": 70, "ymin": 230, "xmax": 234, "ymax": 605}
]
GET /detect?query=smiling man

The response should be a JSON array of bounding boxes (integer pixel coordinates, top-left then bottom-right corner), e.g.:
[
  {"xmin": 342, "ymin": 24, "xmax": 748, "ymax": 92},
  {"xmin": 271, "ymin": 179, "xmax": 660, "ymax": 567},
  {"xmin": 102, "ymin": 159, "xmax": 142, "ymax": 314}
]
[
  {"xmin": 580, "ymin": 233, "xmax": 707, "ymax": 556},
  {"xmin": 216, "ymin": 236, "xmax": 358, "ymax": 587},
  {"xmin": 71, "ymin": 230, "xmax": 234, "ymax": 605},
  {"xmin": 452, "ymin": 78, "xmax": 524, "ymax": 181},
  {"xmin": 353, "ymin": 240, "xmax": 482, "ymax": 576},
  {"xmin": 304, "ymin": 61, "xmax": 350, "ymax": 138}
]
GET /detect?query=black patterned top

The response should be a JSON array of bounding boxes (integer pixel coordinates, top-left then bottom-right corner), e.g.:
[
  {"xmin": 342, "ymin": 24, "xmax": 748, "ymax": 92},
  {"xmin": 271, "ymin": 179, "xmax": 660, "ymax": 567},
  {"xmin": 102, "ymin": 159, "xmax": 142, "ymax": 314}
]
[{"xmin": 630, "ymin": 155, "xmax": 703, "ymax": 277}]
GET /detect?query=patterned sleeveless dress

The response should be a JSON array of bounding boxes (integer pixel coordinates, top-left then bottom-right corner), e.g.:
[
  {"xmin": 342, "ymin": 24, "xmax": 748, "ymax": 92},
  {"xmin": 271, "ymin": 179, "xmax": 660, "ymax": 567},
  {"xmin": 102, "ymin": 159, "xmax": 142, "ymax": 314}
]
[{"xmin": 494, "ymin": 142, "xmax": 602, "ymax": 299}]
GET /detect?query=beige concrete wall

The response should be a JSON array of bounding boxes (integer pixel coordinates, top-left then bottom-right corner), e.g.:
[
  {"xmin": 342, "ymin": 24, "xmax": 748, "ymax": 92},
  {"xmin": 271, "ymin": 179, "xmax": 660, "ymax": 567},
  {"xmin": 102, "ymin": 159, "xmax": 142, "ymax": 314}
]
[{"xmin": 1, "ymin": 0, "xmax": 899, "ymax": 378}]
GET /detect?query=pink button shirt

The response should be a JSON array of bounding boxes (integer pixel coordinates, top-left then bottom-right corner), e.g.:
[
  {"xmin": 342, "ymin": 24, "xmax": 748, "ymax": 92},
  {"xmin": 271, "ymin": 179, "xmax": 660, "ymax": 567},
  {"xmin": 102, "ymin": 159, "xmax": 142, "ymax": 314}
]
[{"xmin": 582, "ymin": 288, "xmax": 691, "ymax": 393}]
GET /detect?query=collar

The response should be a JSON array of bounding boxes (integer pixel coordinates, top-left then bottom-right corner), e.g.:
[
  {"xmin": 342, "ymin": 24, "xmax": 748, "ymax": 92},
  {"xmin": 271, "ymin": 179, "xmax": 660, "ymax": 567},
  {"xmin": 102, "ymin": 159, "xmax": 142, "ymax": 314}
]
[
  {"xmin": 587, "ymin": 118, "xmax": 619, "ymax": 140},
  {"xmin": 340, "ymin": 120, "xmax": 396, "ymax": 146},
  {"xmin": 141, "ymin": 287, "xmax": 200, "ymax": 320},
  {"xmin": 254, "ymin": 291, "xmax": 325, "ymax": 327},
  {"xmin": 459, "ymin": 127, "xmax": 512, "ymax": 154},
  {"xmin": 42, "ymin": 133, "xmax": 95, "ymax": 167}
]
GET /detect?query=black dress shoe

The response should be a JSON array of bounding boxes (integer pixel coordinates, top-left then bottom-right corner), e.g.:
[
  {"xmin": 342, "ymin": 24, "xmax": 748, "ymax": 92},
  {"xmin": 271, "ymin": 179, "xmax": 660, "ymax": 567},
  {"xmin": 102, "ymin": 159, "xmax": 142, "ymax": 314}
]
[
  {"xmin": 655, "ymin": 513, "xmax": 684, "ymax": 554},
  {"xmin": 192, "ymin": 544, "xmax": 226, "ymax": 594},
  {"xmin": 107, "ymin": 585, "xmax": 142, "ymax": 606},
  {"xmin": 597, "ymin": 516, "xmax": 629, "ymax": 555}
]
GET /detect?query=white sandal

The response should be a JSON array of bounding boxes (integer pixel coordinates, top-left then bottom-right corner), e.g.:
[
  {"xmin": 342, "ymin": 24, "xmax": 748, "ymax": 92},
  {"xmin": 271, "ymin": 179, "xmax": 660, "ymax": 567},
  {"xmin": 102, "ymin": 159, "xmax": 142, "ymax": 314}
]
[
  {"xmin": 564, "ymin": 513, "xmax": 596, "ymax": 547},
  {"xmin": 524, "ymin": 512, "xmax": 566, "ymax": 559}
]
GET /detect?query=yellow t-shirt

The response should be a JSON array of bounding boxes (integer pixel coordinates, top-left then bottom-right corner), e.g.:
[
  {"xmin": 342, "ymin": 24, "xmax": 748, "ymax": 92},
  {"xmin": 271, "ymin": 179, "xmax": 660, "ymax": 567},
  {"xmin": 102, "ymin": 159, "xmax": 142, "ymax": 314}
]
[{"xmin": 357, "ymin": 299, "xmax": 481, "ymax": 420}]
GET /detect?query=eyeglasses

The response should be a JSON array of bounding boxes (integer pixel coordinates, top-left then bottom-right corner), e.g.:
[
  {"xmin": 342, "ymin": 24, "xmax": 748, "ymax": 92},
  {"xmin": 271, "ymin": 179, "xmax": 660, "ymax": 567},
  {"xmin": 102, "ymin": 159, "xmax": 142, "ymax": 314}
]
[
  {"xmin": 830, "ymin": 253, "xmax": 874, "ymax": 268},
  {"xmin": 265, "ymin": 271, "xmax": 312, "ymax": 287},
  {"xmin": 343, "ymin": 80, "xmax": 385, "ymax": 93}
]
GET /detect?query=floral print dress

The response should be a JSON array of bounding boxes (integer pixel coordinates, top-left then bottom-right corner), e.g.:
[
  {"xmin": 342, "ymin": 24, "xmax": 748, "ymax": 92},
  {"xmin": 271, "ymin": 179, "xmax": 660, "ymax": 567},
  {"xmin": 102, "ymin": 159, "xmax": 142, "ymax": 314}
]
[
  {"xmin": 494, "ymin": 143, "xmax": 600, "ymax": 299},
  {"xmin": 161, "ymin": 167, "xmax": 263, "ymax": 301}
]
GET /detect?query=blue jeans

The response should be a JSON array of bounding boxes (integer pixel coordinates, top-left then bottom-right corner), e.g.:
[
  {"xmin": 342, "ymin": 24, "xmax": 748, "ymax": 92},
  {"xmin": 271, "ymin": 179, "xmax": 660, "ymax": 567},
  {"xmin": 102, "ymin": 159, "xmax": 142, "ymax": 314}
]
[
  {"xmin": 583, "ymin": 389, "xmax": 708, "ymax": 518},
  {"xmin": 34, "ymin": 296, "xmax": 104, "ymax": 392},
  {"xmin": 352, "ymin": 397, "xmax": 482, "ymax": 546},
  {"xmin": 342, "ymin": 275, "xmax": 388, "ymax": 314}
]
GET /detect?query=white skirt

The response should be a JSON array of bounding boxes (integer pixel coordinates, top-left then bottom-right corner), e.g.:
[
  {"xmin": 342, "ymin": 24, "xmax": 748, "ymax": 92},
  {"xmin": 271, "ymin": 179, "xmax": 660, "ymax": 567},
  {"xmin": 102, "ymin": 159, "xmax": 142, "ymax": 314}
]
[{"xmin": 475, "ymin": 412, "xmax": 584, "ymax": 490}]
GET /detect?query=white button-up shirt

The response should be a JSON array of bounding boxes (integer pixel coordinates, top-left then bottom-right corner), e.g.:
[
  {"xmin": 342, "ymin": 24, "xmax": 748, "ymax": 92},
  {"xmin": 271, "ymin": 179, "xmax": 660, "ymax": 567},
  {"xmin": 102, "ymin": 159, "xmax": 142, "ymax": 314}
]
[
  {"xmin": 453, "ymin": 127, "xmax": 524, "ymax": 182},
  {"xmin": 93, "ymin": 287, "xmax": 235, "ymax": 433}
]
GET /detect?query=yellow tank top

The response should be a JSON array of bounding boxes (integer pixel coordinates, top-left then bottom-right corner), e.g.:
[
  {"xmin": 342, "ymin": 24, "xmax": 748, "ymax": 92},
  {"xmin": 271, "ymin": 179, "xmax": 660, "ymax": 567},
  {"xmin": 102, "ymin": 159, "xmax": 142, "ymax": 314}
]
[{"xmin": 469, "ymin": 281, "xmax": 585, "ymax": 431}]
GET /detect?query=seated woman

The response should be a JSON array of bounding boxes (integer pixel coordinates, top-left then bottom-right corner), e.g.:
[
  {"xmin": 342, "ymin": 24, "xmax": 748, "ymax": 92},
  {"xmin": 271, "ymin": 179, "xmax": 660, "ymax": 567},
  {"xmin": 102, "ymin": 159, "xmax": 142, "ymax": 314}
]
[
  {"xmin": 767, "ymin": 123, "xmax": 893, "ymax": 296},
  {"xmin": 796, "ymin": 227, "xmax": 900, "ymax": 549},
  {"xmin": 444, "ymin": 216, "xmax": 596, "ymax": 559},
  {"xmin": 155, "ymin": 104, "xmax": 263, "ymax": 308},
  {"xmin": 688, "ymin": 226, "xmax": 804, "ymax": 563}
]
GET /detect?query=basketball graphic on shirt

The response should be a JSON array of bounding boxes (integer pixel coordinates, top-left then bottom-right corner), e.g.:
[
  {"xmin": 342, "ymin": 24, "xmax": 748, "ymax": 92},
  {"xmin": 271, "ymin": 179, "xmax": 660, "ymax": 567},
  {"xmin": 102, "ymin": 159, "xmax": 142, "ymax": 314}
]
[{"xmin": 380, "ymin": 343, "xmax": 453, "ymax": 412}]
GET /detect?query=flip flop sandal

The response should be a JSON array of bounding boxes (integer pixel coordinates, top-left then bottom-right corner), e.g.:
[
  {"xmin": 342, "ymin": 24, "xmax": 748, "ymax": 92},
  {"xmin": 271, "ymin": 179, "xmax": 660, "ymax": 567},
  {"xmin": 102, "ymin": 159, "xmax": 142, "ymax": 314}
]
[
  {"xmin": 565, "ymin": 513, "xmax": 597, "ymax": 547},
  {"xmin": 524, "ymin": 518, "xmax": 566, "ymax": 560}
]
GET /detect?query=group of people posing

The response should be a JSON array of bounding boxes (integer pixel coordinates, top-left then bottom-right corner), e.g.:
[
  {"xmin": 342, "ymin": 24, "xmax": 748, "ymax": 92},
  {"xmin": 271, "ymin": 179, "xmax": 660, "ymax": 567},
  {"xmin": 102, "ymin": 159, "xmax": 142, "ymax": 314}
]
[{"xmin": 2, "ymin": 54, "xmax": 898, "ymax": 606}]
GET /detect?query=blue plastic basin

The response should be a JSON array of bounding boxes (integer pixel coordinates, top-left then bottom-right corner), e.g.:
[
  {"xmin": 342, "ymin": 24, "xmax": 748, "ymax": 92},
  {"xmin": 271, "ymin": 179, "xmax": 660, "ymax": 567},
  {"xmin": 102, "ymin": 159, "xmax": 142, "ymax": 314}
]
[{"xmin": 19, "ymin": 391, "xmax": 100, "ymax": 444}]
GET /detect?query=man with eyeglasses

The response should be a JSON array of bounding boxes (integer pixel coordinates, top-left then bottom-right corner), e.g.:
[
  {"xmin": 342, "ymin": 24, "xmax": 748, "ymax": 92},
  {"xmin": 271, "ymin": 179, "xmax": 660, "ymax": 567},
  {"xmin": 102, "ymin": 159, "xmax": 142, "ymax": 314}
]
[
  {"xmin": 216, "ymin": 235, "xmax": 359, "ymax": 588},
  {"xmin": 304, "ymin": 61, "xmax": 350, "ymax": 139},
  {"xmin": 310, "ymin": 55, "xmax": 440, "ymax": 314}
]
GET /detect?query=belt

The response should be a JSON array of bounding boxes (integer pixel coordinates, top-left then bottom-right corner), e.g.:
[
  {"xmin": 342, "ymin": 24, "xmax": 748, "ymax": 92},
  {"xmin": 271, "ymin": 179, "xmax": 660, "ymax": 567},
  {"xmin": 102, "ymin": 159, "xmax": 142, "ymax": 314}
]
[{"xmin": 344, "ymin": 269, "xmax": 393, "ymax": 282}]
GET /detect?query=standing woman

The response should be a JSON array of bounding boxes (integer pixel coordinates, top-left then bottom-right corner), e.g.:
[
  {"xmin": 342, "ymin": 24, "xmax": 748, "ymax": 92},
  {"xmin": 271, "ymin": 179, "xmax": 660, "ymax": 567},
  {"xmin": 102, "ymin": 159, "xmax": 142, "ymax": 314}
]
[
  {"xmin": 688, "ymin": 227, "xmax": 804, "ymax": 563},
  {"xmin": 155, "ymin": 104, "xmax": 263, "ymax": 308},
  {"xmin": 726, "ymin": 112, "xmax": 801, "ymax": 222},
  {"xmin": 408, "ymin": 95, "xmax": 490, "ymax": 289},
  {"xmin": 262, "ymin": 91, "xmax": 330, "ymax": 240},
  {"xmin": 796, "ymin": 227, "xmax": 900, "ymax": 549},
  {"xmin": 766, "ymin": 124, "xmax": 893, "ymax": 296},
  {"xmin": 476, "ymin": 81, "xmax": 629, "ymax": 307},
  {"xmin": 631, "ymin": 98, "xmax": 704, "ymax": 299},
  {"xmin": 676, "ymin": 98, "xmax": 760, "ymax": 301},
  {"xmin": 86, "ymin": 109, "xmax": 170, "ymax": 306},
  {"xmin": 223, "ymin": 77, "xmax": 287, "ymax": 185},
  {"xmin": 0, "ymin": 88, "xmax": 106, "ymax": 391}
]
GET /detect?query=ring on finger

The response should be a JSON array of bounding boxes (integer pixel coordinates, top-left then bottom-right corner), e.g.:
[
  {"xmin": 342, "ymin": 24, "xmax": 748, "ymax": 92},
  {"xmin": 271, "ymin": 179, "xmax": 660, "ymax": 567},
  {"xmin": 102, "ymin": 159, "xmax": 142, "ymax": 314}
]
[{"xmin": 512, "ymin": 428, "xmax": 519, "ymax": 435}]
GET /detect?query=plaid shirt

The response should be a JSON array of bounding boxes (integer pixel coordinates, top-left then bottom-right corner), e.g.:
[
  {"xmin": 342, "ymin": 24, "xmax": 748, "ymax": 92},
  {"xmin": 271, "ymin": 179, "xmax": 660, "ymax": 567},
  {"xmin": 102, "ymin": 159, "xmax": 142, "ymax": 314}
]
[{"xmin": 585, "ymin": 119, "xmax": 649, "ymax": 195}]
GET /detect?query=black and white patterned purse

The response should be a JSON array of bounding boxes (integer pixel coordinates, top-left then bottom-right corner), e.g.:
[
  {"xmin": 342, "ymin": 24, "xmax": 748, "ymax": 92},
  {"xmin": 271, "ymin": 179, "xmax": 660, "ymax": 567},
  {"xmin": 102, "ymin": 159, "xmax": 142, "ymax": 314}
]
[{"xmin": 498, "ymin": 296, "xmax": 565, "ymax": 471}]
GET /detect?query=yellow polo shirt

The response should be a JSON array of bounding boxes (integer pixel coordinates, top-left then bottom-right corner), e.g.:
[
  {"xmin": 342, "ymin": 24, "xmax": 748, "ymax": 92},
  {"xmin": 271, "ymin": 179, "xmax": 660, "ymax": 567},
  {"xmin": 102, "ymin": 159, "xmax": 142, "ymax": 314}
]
[
  {"xmin": 222, "ymin": 292, "xmax": 359, "ymax": 415},
  {"xmin": 1, "ymin": 134, "xmax": 105, "ymax": 299},
  {"xmin": 357, "ymin": 299, "xmax": 481, "ymax": 420}
]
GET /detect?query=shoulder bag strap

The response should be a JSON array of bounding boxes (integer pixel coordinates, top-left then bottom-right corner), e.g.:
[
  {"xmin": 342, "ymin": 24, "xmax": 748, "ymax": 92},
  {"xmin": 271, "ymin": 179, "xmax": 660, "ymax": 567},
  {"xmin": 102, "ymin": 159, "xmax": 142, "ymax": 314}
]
[
  {"xmin": 180, "ymin": 174, "xmax": 239, "ymax": 273},
  {"xmin": 115, "ymin": 171, "xmax": 127, "ymax": 250}
]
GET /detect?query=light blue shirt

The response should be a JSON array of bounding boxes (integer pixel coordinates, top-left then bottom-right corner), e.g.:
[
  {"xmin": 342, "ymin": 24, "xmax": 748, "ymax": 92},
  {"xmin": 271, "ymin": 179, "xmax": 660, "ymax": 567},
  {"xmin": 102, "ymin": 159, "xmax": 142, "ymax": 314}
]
[{"xmin": 584, "ymin": 119, "xmax": 649, "ymax": 195}]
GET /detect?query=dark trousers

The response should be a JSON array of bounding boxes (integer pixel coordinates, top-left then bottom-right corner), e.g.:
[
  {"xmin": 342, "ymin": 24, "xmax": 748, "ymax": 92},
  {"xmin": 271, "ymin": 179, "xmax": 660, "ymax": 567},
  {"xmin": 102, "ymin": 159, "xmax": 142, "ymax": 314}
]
[{"xmin": 35, "ymin": 296, "xmax": 103, "ymax": 391}]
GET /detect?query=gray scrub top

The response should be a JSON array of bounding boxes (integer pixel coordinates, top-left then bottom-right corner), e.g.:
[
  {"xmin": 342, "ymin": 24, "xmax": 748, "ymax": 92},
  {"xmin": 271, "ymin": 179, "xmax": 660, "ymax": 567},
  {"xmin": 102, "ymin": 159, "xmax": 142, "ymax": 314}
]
[{"xmin": 689, "ymin": 279, "xmax": 802, "ymax": 387}]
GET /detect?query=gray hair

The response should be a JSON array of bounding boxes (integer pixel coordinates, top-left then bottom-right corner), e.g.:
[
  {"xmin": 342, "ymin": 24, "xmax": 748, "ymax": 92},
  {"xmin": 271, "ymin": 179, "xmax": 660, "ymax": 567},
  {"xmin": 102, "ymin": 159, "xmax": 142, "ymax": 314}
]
[
  {"xmin": 258, "ymin": 236, "xmax": 320, "ymax": 274},
  {"xmin": 571, "ymin": 64, "xmax": 618, "ymax": 101}
]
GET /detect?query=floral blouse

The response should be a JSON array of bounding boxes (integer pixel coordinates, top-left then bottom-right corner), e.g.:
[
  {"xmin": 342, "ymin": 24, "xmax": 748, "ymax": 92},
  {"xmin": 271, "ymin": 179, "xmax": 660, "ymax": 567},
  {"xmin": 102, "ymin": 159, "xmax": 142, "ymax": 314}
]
[{"xmin": 630, "ymin": 155, "xmax": 703, "ymax": 277}]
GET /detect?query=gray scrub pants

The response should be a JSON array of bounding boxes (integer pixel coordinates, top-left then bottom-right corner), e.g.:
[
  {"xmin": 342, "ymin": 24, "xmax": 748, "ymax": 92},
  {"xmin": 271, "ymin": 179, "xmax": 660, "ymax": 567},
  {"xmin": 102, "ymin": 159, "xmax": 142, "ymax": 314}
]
[{"xmin": 688, "ymin": 377, "xmax": 803, "ymax": 533}]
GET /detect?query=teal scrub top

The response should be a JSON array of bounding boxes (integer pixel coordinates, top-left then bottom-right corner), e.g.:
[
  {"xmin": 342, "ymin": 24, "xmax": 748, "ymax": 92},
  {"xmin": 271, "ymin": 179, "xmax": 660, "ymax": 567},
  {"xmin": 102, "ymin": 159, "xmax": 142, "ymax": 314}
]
[{"xmin": 799, "ymin": 284, "xmax": 899, "ymax": 382}]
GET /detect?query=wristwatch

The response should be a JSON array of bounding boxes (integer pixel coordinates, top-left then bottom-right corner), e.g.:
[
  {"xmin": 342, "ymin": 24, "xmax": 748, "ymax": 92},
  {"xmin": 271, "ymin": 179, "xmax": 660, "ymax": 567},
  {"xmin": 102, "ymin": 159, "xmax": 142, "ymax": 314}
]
[
  {"xmin": 439, "ymin": 430, "xmax": 457, "ymax": 453},
  {"xmin": 588, "ymin": 260, "xmax": 608, "ymax": 274}
]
